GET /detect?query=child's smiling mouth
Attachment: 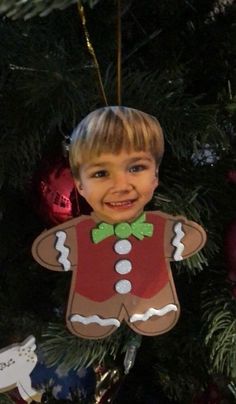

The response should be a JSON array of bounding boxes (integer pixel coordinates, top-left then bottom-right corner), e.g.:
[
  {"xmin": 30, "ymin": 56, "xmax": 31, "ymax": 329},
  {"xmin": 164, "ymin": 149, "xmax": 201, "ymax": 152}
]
[{"xmin": 105, "ymin": 199, "xmax": 136, "ymax": 208}]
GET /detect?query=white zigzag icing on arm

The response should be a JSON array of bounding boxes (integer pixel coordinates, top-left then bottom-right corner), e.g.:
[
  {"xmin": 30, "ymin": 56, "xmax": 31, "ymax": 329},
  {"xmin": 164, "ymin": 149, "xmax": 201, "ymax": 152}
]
[
  {"xmin": 55, "ymin": 231, "xmax": 71, "ymax": 271},
  {"xmin": 70, "ymin": 314, "xmax": 120, "ymax": 327},
  {"xmin": 172, "ymin": 222, "xmax": 185, "ymax": 261},
  {"xmin": 130, "ymin": 304, "xmax": 178, "ymax": 323}
]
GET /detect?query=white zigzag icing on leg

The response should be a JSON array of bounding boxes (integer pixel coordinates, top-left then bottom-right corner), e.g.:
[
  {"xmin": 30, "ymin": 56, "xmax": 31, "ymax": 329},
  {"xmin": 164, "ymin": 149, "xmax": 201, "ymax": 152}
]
[
  {"xmin": 55, "ymin": 231, "xmax": 71, "ymax": 271},
  {"xmin": 70, "ymin": 314, "xmax": 120, "ymax": 327},
  {"xmin": 129, "ymin": 304, "xmax": 178, "ymax": 323}
]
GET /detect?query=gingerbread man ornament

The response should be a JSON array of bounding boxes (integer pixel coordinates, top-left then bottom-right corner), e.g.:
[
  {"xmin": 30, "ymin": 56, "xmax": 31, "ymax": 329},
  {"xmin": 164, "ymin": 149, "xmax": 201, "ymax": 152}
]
[{"xmin": 32, "ymin": 210, "xmax": 206, "ymax": 340}]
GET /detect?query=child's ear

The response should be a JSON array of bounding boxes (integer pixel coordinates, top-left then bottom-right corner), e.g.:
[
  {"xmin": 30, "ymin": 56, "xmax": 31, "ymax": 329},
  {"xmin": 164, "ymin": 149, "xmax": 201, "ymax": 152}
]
[
  {"xmin": 155, "ymin": 169, "xmax": 159, "ymax": 187},
  {"xmin": 74, "ymin": 179, "xmax": 85, "ymax": 197},
  {"xmin": 154, "ymin": 177, "xmax": 159, "ymax": 189}
]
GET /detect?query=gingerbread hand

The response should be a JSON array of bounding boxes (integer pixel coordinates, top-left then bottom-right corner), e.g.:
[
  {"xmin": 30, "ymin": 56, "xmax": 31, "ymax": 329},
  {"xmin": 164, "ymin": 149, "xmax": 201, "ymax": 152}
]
[
  {"xmin": 32, "ymin": 216, "xmax": 90, "ymax": 271},
  {"xmin": 149, "ymin": 211, "xmax": 207, "ymax": 260}
]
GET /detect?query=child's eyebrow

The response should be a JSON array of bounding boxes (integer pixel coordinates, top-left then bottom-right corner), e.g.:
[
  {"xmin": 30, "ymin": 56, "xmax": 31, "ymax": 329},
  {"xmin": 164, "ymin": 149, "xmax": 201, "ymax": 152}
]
[
  {"xmin": 127, "ymin": 156, "xmax": 153, "ymax": 164},
  {"xmin": 84, "ymin": 162, "xmax": 109, "ymax": 169},
  {"xmin": 86, "ymin": 157, "xmax": 152, "ymax": 168},
  {"xmin": 83, "ymin": 155, "xmax": 154, "ymax": 172}
]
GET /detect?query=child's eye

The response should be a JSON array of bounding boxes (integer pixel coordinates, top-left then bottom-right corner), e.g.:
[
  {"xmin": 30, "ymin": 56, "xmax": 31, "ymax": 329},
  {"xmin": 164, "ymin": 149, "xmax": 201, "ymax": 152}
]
[
  {"xmin": 129, "ymin": 164, "xmax": 146, "ymax": 173},
  {"xmin": 91, "ymin": 170, "xmax": 108, "ymax": 178}
]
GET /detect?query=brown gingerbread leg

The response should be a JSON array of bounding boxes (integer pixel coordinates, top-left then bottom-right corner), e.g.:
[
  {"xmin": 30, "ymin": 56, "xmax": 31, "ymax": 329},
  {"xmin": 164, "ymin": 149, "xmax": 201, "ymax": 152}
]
[
  {"xmin": 125, "ymin": 280, "xmax": 180, "ymax": 336},
  {"xmin": 67, "ymin": 293, "xmax": 126, "ymax": 339}
]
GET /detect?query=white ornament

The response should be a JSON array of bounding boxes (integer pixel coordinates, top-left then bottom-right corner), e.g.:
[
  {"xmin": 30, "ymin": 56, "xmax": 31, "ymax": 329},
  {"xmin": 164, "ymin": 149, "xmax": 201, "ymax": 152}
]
[{"xmin": 0, "ymin": 335, "xmax": 41, "ymax": 402}]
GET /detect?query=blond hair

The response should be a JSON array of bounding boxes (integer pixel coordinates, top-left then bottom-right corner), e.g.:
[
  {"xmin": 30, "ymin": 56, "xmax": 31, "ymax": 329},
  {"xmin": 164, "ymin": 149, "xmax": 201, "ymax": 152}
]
[{"xmin": 69, "ymin": 106, "xmax": 164, "ymax": 179}]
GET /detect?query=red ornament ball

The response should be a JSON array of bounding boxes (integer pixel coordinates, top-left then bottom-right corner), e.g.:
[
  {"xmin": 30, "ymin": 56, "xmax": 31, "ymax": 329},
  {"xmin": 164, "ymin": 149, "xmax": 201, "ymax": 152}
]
[
  {"xmin": 226, "ymin": 169, "xmax": 236, "ymax": 184},
  {"xmin": 33, "ymin": 157, "xmax": 91, "ymax": 227},
  {"xmin": 228, "ymin": 270, "xmax": 236, "ymax": 283},
  {"xmin": 231, "ymin": 285, "xmax": 236, "ymax": 299}
]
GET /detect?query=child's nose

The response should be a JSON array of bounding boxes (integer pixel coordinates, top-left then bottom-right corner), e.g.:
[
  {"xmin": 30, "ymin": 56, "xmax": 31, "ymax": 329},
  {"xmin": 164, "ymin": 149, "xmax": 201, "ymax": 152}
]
[{"xmin": 111, "ymin": 172, "xmax": 132, "ymax": 192}]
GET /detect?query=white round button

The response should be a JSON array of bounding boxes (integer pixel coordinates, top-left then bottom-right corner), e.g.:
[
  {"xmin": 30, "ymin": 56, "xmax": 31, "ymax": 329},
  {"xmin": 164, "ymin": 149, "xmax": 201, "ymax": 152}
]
[
  {"xmin": 114, "ymin": 239, "xmax": 132, "ymax": 255},
  {"xmin": 115, "ymin": 279, "xmax": 132, "ymax": 294},
  {"xmin": 115, "ymin": 260, "xmax": 132, "ymax": 274}
]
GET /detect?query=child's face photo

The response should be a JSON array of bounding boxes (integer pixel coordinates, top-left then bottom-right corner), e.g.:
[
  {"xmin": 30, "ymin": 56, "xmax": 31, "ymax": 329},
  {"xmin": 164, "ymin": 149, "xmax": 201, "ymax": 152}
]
[{"xmin": 75, "ymin": 149, "xmax": 158, "ymax": 224}]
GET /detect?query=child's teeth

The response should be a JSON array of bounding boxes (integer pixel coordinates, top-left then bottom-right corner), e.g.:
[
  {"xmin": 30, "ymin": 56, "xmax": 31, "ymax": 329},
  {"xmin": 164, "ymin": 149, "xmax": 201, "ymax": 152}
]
[{"xmin": 110, "ymin": 201, "xmax": 131, "ymax": 206}]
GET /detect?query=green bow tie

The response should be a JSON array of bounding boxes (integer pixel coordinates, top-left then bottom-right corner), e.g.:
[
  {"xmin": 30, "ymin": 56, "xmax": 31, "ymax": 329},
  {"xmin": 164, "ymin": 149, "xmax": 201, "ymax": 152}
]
[{"xmin": 91, "ymin": 213, "xmax": 153, "ymax": 244}]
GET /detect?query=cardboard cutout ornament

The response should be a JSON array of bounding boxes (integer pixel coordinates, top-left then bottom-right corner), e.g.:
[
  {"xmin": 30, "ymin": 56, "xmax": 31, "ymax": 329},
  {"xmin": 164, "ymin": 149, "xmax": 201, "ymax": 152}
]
[
  {"xmin": 0, "ymin": 336, "xmax": 41, "ymax": 402},
  {"xmin": 32, "ymin": 106, "xmax": 207, "ymax": 340},
  {"xmin": 32, "ymin": 211, "xmax": 206, "ymax": 340}
]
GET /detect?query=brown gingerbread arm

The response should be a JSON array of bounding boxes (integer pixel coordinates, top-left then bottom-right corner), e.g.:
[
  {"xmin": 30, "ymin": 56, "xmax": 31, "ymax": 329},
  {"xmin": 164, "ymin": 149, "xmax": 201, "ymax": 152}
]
[
  {"xmin": 31, "ymin": 216, "xmax": 90, "ymax": 271},
  {"xmin": 149, "ymin": 211, "xmax": 207, "ymax": 260},
  {"xmin": 165, "ymin": 216, "xmax": 206, "ymax": 260},
  {"xmin": 32, "ymin": 225, "xmax": 76, "ymax": 271}
]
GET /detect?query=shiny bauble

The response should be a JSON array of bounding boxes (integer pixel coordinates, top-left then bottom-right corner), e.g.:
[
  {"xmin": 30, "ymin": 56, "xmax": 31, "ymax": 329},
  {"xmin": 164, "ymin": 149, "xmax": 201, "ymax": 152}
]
[
  {"xmin": 31, "ymin": 356, "xmax": 96, "ymax": 401},
  {"xmin": 226, "ymin": 169, "xmax": 236, "ymax": 184},
  {"xmin": 231, "ymin": 284, "xmax": 236, "ymax": 299},
  {"xmin": 33, "ymin": 157, "xmax": 91, "ymax": 227}
]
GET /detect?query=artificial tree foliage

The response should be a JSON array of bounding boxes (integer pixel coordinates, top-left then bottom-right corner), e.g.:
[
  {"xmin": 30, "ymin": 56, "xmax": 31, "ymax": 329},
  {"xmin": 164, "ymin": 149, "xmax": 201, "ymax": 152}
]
[{"xmin": 0, "ymin": 1, "xmax": 235, "ymax": 402}]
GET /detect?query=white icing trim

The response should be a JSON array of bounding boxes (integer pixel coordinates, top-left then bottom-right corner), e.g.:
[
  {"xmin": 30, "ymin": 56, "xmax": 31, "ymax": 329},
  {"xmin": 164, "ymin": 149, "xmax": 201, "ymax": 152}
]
[
  {"xmin": 55, "ymin": 231, "xmax": 71, "ymax": 271},
  {"xmin": 129, "ymin": 304, "xmax": 178, "ymax": 323},
  {"xmin": 172, "ymin": 222, "xmax": 185, "ymax": 261},
  {"xmin": 70, "ymin": 314, "xmax": 120, "ymax": 327}
]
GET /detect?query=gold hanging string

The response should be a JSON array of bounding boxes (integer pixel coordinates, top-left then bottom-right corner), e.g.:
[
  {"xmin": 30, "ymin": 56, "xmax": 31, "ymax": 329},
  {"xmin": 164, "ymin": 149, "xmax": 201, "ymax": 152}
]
[
  {"xmin": 77, "ymin": 1, "xmax": 108, "ymax": 106},
  {"xmin": 117, "ymin": 0, "xmax": 122, "ymax": 105}
]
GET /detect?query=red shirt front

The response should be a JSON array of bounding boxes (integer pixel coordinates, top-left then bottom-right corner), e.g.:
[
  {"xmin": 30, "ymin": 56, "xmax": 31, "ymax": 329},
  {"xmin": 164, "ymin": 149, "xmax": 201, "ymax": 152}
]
[{"xmin": 74, "ymin": 213, "xmax": 169, "ymax": 302}]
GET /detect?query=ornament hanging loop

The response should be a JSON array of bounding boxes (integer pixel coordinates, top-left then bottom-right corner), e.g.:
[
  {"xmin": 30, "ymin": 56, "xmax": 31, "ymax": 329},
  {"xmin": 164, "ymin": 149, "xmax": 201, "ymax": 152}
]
[
  {"xmin": 77, "ymin": 0, "xmax": 108, "ymax": 106},
  {"xmin": 117, "ymin": 0, "xmax": 122, "ymax": 105}
]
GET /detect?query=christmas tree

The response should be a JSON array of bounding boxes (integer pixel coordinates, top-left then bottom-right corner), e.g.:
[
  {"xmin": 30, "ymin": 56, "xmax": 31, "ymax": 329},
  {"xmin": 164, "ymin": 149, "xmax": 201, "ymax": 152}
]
[{"xmin": 0, "ymin": 0, "xmax": 235, "ymax": 403}]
